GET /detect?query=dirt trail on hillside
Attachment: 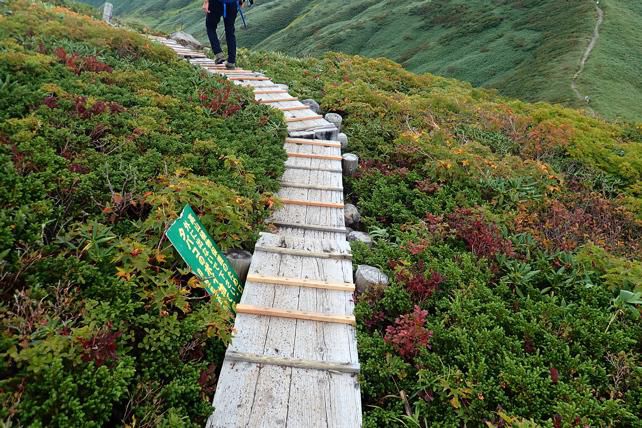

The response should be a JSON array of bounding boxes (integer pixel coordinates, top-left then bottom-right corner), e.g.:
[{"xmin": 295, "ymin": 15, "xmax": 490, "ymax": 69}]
[{"xmin": 571, "ymin": 1, "xmax": 604, "ymax": 114}]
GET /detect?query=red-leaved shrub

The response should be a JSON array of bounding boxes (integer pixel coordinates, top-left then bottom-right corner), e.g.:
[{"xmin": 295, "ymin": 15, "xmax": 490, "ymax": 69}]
[
  {"xmin": 514, "ymin": 193, "xmax": 641, "ymax": 255},
  {"xmin": 54, "ymin": 47, "xmax": 113, "ymax": 75},
  {"xmin": 384, "ymin": 306, "xmax": 432, "ymax": 359},
  {"xmin": 77, "ymin": 324, "xmax": 121, "ymax": 367},
  {"xmin": 447, "ymin": 208, "xmax": 514, "ymax": 258},
  {"xmin": 406, "ymin": 270, "xmax": 444, "ymax": 302},
  {"xmin": 199, "ymin": 85, "xmax": 243, "ymax": 117}
]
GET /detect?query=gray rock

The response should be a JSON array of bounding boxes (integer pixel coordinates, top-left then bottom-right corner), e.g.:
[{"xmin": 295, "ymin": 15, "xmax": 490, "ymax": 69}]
[
  {"xmin": 355, "ymin": 265, "xmax": 389, "ymax": 294},
  {"xmin": 337, "ymin": 133, "xmax": 349, "ymax": 150},
  {"xmin": 224, "ymin": 249, "xmax": 252, "ymax": 283},
  {"xmin": 342, "ymin": 153, "xmax": 359, "ymax": 176},
  {"xmin": 344, "ymin": 203, "xmax": 361, "ymax": 227},
  {"xmin": 325, "ymin": 113, "xmax": 343, "ymax": 131},
  {"xmin": 170, "ymin": 31, "xmax": 203, "ymax": 49},
  {"xmin": 301, "ymin": 99, "xmax": 321, "ymax": 114},
  {"xmin": 347, "ymin": 231, "xmax": 373, "ymax": 246}
]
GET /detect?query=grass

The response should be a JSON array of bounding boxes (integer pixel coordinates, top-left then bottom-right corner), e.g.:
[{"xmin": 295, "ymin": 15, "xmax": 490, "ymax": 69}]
[{"xmin": 79, "ymin": 0, "xmax": 642, "ymax": 122}]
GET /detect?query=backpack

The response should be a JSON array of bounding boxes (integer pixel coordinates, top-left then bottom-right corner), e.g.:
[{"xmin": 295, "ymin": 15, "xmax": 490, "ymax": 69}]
[{"xmin": 218, "ymin": 0, "xmax": 251, "ymax": 28}]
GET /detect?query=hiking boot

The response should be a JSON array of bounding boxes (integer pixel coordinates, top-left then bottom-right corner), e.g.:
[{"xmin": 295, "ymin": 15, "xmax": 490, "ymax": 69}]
[
  {"xmin": 225, "ymin": 62, "xmax": 236, "ymax": 70},
  {"xmin": 214, "ymin": 52, "xmax": 225, "ymax": 64}
]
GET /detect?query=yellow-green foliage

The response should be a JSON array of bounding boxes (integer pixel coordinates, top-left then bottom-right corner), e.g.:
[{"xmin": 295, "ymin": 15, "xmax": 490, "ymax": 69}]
[{"xmin": 0, "ymin": 2, "xmax": 286, "ymax": 427}]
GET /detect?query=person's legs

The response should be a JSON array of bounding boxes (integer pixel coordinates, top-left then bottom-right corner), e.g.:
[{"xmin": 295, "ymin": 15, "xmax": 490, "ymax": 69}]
[
  {"xmin": 223, "ymin": 4, "xmax": 238, "ymax": 64},
  {"xmin": 205, "ymin": 1, "xmax": 224, "ymax": 56}
]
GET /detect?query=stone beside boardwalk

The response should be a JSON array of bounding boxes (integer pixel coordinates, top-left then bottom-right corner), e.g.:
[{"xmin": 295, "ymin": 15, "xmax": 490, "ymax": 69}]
[{"xmin": 150, "ymin": 37, "xmax": 362, "ymax": 428}]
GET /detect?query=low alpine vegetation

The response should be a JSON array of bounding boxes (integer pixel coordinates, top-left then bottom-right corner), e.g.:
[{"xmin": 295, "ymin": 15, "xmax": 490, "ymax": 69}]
[
  {"xmin": 241, "ymin": 50, "xmax": 642, "ymax": 427},
  {"xmin": 0, "ymin": 1, "xmax": 286, "ymax": 426}
]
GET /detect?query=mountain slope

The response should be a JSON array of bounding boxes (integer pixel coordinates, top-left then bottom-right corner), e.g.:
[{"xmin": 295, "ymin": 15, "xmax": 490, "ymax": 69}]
[
  {"xmin": 237, "ymin": 49, "xmax": 642, "ymax": 427},
  {"xmin": 81, "ymin": 0, "xmax": 642, "ymax": 122}
]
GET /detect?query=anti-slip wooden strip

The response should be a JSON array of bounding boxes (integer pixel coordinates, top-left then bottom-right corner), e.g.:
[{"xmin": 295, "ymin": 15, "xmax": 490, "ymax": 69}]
[
  {"xmin": 246, "ymin": 274, "xmax": 355, "ymax": 292},
  {"xmin": 279, "ymin": 181, "xmax": 344, "ymax": 192},
  {"xmin": 215, "ymin": 70, "xmax": 255, "ymax": 74},
  {"xmin": 279, "ymin": 105, "xmax": 310, "ymax": 112},
  {"xmin": 235, "ymin": 304, "xmax": 356, "ymax": 326},
  {"xmin": 287, "ymin": 152, "xmax": 342, "ymax": 161},
  {"xmin": 228, "ymin": 76, "xmax": 270, "ymax": 81},
  {"xmin": 268, "ymin": 221, "xmax": 347, "ymax": 234},
  {"xmin": 285, "ymin": 137, "xmax": 341, "ymax": 148},
  {"xmin": 280, "ymin": 199, "xmax": 344, "ymax": 209},
  {"xmin": 225, "ymin": 351, "xmax": 360, "ymax": 374},
  {"xmin": 259, "ymin": 97, "xmax": 299, "ymax": 104},
  {"xmin": 253, "ymin": 245, "xmax": 351, "ymax": 260},
  {"xmin": 284, "ymin": 165, "xmax": 343, "ymax": 173},
  {"xmin": 255, "ymin": 89, "xmax": 288, "ymax": 95},
  {"xmin": 286, "ymin": 115, "xmax": 323, "ymax": 123}
]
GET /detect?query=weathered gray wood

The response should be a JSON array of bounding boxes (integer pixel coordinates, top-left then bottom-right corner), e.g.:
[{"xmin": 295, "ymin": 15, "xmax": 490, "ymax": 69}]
[
  {"xmin": 267, "ymin": 221, "xmax": 346, "ymax": 234},
  {"xmin": 254, "ymin": 245, "xmax": 350, "ymax": 260},
  {"xmin": 226, "ymin": 350, "xmax": 360, "ymax": 373}
]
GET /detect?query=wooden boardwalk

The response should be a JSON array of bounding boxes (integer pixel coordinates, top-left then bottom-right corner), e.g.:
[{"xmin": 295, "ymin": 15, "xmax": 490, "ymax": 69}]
[{"xmin": 151, "ymin": 37, "xmax": 362, "ymax": 427}]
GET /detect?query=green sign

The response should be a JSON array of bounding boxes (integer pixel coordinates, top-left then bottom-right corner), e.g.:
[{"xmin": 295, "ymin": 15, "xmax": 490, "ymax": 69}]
[{"xmin": 165, "ymin": 205, "xmax": 242, "ymax": 305}]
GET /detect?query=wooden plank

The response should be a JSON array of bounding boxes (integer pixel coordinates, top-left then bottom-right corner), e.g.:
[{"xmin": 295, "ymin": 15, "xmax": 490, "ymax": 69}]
[
  {"xmin": 280, "ymin": 181, "xmax": 343, "ymax": 192},
  {"xmin": 286, "ymin": 115, "xmax": 323, "ymax": 123},
  {"xmin": 246, "ymin": 274, "xmax": 354, "ymax": 292},
  {"xmin": 280, "ymin": 199, "xmax": 344, "ymax": 209},
  {"xmin": 254, "ymin": 89, "xmax": 288, "ymax": 95},
  {"xmin": 259, "ymin": 97, "xmax": 299, "ymax": 104},
  {"xmin": 235, "ymin": 304, "xmax": 356, "ymax": 326},
  {"xmin": 285, "ymin": 141, "xmax": 341, "ymax": 158},
  {"xmin": 225, "ymin": 351, "xmax": 360, "ymax": 374},
  {"xmin": 286, "ymin": 137, "xmax": 341, "ymax": 147},
  {"xmin": 268, "ymin": 221, "xmax": 346, "ymax": 234},
  {"xmin": 287, "ymin": 152, "xmax": 343, "ymax": 161},
  {"xmin": 254, "ymin": 245, "xmax": 351, "ymax": 260},
  {"xmin": 228, "ymin": 76, "xmax": 269, "ymax": 81},
  {"xmin": 284, "ymin": 164, "xmax": 342, "ymax": 173},
  {"xmin": 213, "ymin": 70, "xmax": 255, "ymax": 75},
  {"xmin": 278, "ymin": 105, "xmax": 309, "ymax": 112}
]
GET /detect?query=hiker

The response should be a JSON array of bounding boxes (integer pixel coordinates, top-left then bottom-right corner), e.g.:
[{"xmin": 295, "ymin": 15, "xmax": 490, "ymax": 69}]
[{"xmin": 203, "ymin": 0, "xmax": 244, "ymax": 70}]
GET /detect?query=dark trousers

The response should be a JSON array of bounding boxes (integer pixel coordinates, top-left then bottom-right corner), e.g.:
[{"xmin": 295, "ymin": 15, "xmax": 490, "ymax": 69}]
[{"xmin": 205, "ymin": 1, "xmax": 238, "ymax": 64}]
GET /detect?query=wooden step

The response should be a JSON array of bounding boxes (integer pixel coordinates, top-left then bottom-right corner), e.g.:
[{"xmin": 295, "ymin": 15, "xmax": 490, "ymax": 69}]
[
  {"xmin": 279, "ymin": 105, "xmax": 310, "ymax": 112},
  {"xmin": 255, "ymin": 89, "xmax": 288, "ymax": 95},
  {"xmin": 259, "ymin": 97, "xmax": 298, "ymax": 104},
  {"xmin": 280, "ymin": 181, "xmax": 344, "ymax": 192},
  {"xmin": 284, "ymin": 165, "xmax": 342, "ymax": 173},
  {"xmin": 214, "ymin": 70, "xmax": 254, "ymax": 74},
  {"xmin": 286, "ymin": 137, "xmax": 341, "ymax": 148},
  {"xmin": 246, "ymin": 274, "xmax": 354, "ymax": 292},
  {"xmin": 228, "ymin": 76, "xmax": 270, "ymax": 81},
  {"xmin": 286, "ymin": 115, "xmax": 323, "ymax": 123},
  {"xmin": 235, "ymin": 304, "xmax": 356, "ymax": 326},
  {"xmin": 287, "ymin": 152, "xmax": 342, "ymax": 161},
  {"xmin": 268, "ymin": 221, "xmax": 347, "ymax": 234},
  {"xmin": 253, "ymin": 245, "xmax": 351, "ymax": 260},
  {"xmin": 280, "ymin": 199, "xmax": 344, "ymax": 209},
  {"xmin": 225, "ymin": 351, "xmax": 360, "ymax": 374}
]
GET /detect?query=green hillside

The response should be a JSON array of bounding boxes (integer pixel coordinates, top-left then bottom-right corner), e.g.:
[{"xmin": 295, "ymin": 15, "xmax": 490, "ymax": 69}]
[{"xmin": 80, "ymin": 0, "xmax": 642, "ymax": 122}]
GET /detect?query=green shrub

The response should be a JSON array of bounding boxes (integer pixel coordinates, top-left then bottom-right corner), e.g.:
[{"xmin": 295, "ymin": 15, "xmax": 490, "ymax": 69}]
[
  {"xmin": 0, "ymin": 1, "xmax": 285, "ymax": 426},
  {"xmin": 241, "ymin": 46, "xmax": 642, "ymax": 427}
]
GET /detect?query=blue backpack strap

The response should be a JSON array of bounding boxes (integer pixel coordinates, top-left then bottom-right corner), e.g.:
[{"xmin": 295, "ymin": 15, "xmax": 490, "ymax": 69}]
[{"xmin": 238, "ymin": 1, "xmax": 247, "ymax": 28}]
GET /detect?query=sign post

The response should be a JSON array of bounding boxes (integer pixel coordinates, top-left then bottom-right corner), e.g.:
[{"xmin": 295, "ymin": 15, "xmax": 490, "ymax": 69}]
[{"xmin": 165, "ymin": 205, "xmax": 242, "ymax": 307}]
